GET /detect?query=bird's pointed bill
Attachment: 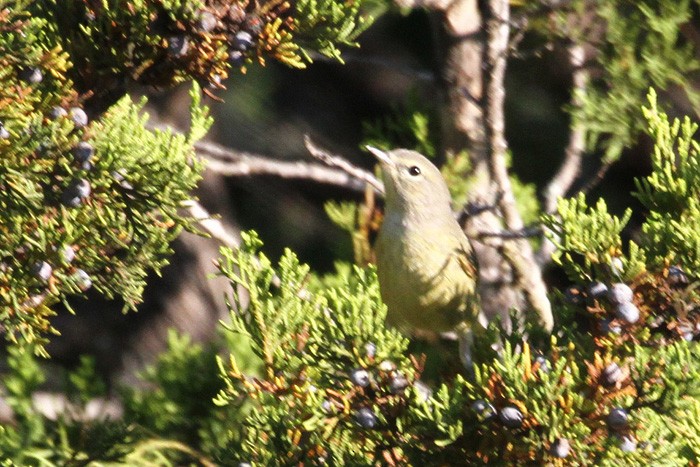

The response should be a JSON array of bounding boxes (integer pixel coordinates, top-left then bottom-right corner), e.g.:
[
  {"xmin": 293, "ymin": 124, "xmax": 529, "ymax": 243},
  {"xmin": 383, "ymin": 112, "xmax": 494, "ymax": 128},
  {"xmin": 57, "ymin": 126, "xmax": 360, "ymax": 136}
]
[{"xmin": 366, "ymin": 146, "xmax": 394, "ymax": 166}]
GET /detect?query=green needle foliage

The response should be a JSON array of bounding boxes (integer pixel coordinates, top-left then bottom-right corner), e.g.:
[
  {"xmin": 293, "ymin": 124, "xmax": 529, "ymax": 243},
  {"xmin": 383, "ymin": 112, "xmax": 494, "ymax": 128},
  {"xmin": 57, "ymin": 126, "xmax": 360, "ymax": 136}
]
[
  {"xmin": 0, "ymin": 0, "xmax": 375, "ymax": 355},
  {"xmin": 536, "ymin": 0, "xmax": 700, "ymax": 161},
  {"xmin": 0, "ymin": 75, "xmax": 208, "ymax": 353},
  {"xmin": 5, "ymin": 0, "xmax": 700, "ymax": 464}
]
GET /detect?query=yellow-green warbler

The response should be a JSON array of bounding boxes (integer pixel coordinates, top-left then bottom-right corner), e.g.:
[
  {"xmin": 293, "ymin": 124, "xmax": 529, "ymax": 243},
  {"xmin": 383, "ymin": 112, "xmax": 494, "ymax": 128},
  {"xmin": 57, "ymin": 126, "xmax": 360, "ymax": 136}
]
[{"xmin": 367, "ymin": 146, "xmax": 483, "ymax": 364}]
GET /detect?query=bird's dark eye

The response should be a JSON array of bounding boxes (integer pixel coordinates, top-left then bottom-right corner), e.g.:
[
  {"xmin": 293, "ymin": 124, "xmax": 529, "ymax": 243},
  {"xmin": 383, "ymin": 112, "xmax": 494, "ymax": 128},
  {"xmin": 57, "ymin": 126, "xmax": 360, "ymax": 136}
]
[{"xmin": 408, "ymin": 166, "xmax": 421, "ymax": 176}]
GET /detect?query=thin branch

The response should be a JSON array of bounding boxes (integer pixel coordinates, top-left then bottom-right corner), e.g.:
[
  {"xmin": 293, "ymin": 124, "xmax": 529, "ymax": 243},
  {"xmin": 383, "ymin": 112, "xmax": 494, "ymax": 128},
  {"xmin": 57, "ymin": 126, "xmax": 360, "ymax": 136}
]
[
  {"xmin": 543, "ymin": 44, "xmax": 588, "ymax": 215},
  {"xmin": 303, "ymin": 135, "xmax": 385, "ymax": 194},
  {"xmin": 477, "ymin": 225, "xmax": 543, "ymax": 240},
  {"xmin": 195, "ymin": 140, "xmax": 371, "ymax": 193},
  {"xmin": 483, "ymin": 0, "xmax": 553, "ymax": 332},
  {"xmin": 483, "ymin": 0, "xmax": 517, "ymax": 230},
  {"xmin": 538, "ymin": 43, "xmax": 588, "ymax": 265},
  {"xmin": 181, "ymin": 199, "xmax": 240, "ymax": 248},
  {"xmin": 181, "ymin": 199, "xmax": 290, "ymax": 290},
  {"xmin": 580, "ymin": 160, "xmax": 613, "ymax": 194},
  {"xmin": 305, "ymin": 50, "xmax": 435, "ymax": 83}
]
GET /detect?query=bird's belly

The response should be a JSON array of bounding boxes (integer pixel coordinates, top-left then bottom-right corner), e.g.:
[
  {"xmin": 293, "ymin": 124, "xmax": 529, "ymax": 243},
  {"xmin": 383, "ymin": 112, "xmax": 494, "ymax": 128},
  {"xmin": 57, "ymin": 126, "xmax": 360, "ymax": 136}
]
[{"xmin": 376, "ymin": 235, "xmax": 472, "ymax": 332}]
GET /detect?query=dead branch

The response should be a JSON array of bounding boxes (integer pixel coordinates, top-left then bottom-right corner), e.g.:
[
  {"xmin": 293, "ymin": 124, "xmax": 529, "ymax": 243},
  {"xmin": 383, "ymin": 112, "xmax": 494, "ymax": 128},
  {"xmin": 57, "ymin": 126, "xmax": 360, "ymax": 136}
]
[
  {"xmin": 181, "ymin": 199, "xmax": 240, "ymax": 248},
  {"xmin": 538, "ymin": 43, "xmax": 589, "ymax": 265},
  {"xmin": 483, "ymin": 0, "xmax": 553, "ymax": 332},
  {"xmin": 543, "ymin": 44, "xmax": 588, "ymax": 215},
  {"xmin": 303, "ymin": 136, "xmax": 384, "ymax": 194},
  {"xmin": 196, "ymin": 140, "xmax": 371, "ymax": 193}
]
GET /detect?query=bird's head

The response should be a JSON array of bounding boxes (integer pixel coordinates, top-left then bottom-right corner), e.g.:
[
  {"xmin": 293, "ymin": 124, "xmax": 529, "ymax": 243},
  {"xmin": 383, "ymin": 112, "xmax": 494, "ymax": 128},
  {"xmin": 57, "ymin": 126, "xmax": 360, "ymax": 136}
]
[{"xmin": 367, "ymin": 146, "xmax": 453, "ymax": 219}]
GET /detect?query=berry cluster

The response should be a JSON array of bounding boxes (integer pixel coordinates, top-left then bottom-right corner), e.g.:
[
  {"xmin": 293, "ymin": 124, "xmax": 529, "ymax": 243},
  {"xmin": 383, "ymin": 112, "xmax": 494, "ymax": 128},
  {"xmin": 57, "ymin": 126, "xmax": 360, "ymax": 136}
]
[
  {"xmin": 573, "ymin": 280, "xmax": 641, "ymax": 328},
  {"xmin": 565, "ymin": 263, "xmax": 698, "ymax": 344},
  {"xmin": 158, "ymin": 2, "xmax": 270, "ymax": 84},
  {"xmin": 27, "ymin": 243, "xmax": 92, "ymax": 295},
  {"xmin": 46, "ymin": 105, "xmax": 95, "ymax": 207},
  {"xmin": 330, "ymin": 354, "xmax": 414, "ymax": 431}
]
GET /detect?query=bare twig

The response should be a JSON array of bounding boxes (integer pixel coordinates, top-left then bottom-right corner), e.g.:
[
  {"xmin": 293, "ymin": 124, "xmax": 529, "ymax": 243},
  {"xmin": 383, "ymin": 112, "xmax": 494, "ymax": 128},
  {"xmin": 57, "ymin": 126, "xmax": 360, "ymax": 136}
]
[
  {"xmin": 181, "ymin": 199, "xmax": 288, "ymax": 290},
  {"xmin": 543, "ymin": 44, "xmax": 588, "ymax": 215},
  {"xmin": 538, "ymin": 43, "xmax": 588, "ymax": 265},
  {"xmin": 483, "ymin": 0, "xmax": 553, "ymax": 331},
  {"xmin": 303, "ymin": 135, "xmax": 384, "ymax": 194},
  {"xmin": 580, "ymin": 161, "xmax": 612, "ymax": 194},
  {"xmin": 305, "ymin": 50, "xmax": 435, "ymax": 83},
  {"xmin": 181, "ymin": 199, "xmax": 240, "ymax": 248},
  {"xmin": 196, "ymin": 140, "xmax": 371, "ymax": 193},
  {"xmin": 483, "ymin": 0, "xmax": 517, "ymax": 230},
  {"xmin": 477, "ymin": 225, "xmax": 543, "ymax": 240}
]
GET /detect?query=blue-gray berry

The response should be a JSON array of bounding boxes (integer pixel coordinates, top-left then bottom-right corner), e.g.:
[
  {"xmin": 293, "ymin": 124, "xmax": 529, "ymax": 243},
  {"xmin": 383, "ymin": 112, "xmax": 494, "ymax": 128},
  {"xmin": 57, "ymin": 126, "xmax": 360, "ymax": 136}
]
[
  {"xmin": 535, "ymin": 355, "xmax": 549, "ymax": 373},
  {"xmin": 389, "ymin": 373, "xmax": 409, "ymax": 394},
  {"xmin": 614, "ymin": 302, "xmax": 640, "ymax": 324},
  {"xmin": 49, "ymin": 106, "xmax": 68, "ymax": 119},
  {"xmin": 602, "ymin": 362, "xmax": 623, "ymax": 386},
  {"xmin": 677, "ymin": 322, "xmax": 694, "ymax": 341},
  {"xmin": 233, "ymin": 31, "xmax": 254, "ymax": 51},
  {"xmin": 322, "ymin": 399, "xmax": 332, "ymax": 413},
  {"xmin": 608, "ymin": 283, "xmax": 633, "ymax": 305},
  {"xmin": 73, "ymin": 269, "xmax": 92, "ymax": 291},
  {"xmin": 62, "ymin": 195, "xmax": 81, "ymax": 207},
  {"xmin": 668, "ymin": 265, "xmax": 689, "ymax": 288},
  {"xmin": 354, "ymin": 407, "xmax": 377, "ymax": 429},
  {"xmin": 168, "ymin": 35, "xmax": 189, "ymax": 57},
  {"xmin": 498, "ymin": 406, "xmax": 524, "ymax": 428},
  {"xmin": 32, "ymin": 261, "xmax": 53, "ymax": 282},
  {"xmin": 70, "ymin": 108, "xmax": 89, "ymax": 128},
  {"xmin": 607, "ymin": 407, "xmax": 628, "ymax": 430},
  {"xmin": 62, "ymin": 178, "xmax": 91, "ymax": 206},
  {"xmin": 364, "ymin": 342, "xmax": 377, "ymax": 359},
  {"xmin": 73, "ymin": 141, "xmax": 94, "ymax": 164},
  {"xmin": 229, "ymin": 50, "xmax": 244, "ymax": 66},
  {"xmin": 72, "ymin": 178, "xmax": 91, "ymax": 198},
  {"xmin": 620, "ymin": 435, "xmax": 636, "ymax": 452},
  {"xmin": 60, "ymin": 245, "xmax": 76, "ymax": 264},
  {"xmin": 0, "ymin": 124, "xmax": 9, "ymax": 139},
  {"xmin": 349, "ymin": 368, "xmax": 370, "ymax": 387},
  {"xmin": 471, "ymin": 399, "xmax": 489, "ymax": 414},
  {"xmin": 471, "ymin": 399, "xmax": 497, "ymax": 421},
  {"xmin": 588, "ymin": 281, "xmax": 608, "ymax": 300},
  {"xmin": 198, "ymin": 11, "xmax": 217, "ymax": 32},
  {"xmin": 551, "ymin": 438, "xmax": 570, "ymax": 458},
  {"xmin": 19, "ymin": 67, "xmax": 43, "ymax": 84},
  {"xmin": 609, "ymin": 256, "xmax": 624, "ymax": 276}
]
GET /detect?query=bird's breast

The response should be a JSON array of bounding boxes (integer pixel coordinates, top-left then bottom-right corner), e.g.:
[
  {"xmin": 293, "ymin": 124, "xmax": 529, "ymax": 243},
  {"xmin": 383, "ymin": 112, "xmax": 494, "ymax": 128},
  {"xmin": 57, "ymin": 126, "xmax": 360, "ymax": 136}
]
[{"xmin": 375, "ymin": 220, "xmax": 476, "ymax": 332}]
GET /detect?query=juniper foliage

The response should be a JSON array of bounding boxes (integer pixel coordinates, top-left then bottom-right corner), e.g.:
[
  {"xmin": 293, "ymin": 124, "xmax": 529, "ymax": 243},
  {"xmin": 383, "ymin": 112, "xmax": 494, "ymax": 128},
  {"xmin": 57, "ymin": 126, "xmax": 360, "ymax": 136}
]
[{"xmin": 3, "ymin": 0, "xmax": 700, "ymax": 465}]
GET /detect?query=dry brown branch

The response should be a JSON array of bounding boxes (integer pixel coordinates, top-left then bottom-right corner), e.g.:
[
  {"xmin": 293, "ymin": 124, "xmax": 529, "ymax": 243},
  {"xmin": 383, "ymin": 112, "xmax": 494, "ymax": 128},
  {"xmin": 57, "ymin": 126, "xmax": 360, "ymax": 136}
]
[
  {"xmin": 196, "ymin": 140, "xmax": 371, "ymax": 193},
  {"xmin": 181, "ymin": 199, "xmax": 240, "ymax": 248},
  {"xmin": 483, "ymin": 0, "xmax": 553, "ymax": 331},
  {"xmin": 543, "ymin": 44, "xmax": 588, "ymax": 215},
  {"xmin": 305, "ymin": 50, "xmax": 435, "ymax": 82},
  {"xmin": 538, "ymin": 43, "xmax": 589, "ymax": 265},
  {"xmin": 303, "ymin": 135, "xmax": 384, "ymax": 194}
]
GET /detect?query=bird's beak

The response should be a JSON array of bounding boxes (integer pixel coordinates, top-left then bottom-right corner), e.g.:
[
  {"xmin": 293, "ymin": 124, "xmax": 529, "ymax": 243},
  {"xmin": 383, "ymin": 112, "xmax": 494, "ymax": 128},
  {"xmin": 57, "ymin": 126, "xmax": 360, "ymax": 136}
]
[{"xmin": 366, "ymin": 146, "xmax": 394, "ymax": 167}]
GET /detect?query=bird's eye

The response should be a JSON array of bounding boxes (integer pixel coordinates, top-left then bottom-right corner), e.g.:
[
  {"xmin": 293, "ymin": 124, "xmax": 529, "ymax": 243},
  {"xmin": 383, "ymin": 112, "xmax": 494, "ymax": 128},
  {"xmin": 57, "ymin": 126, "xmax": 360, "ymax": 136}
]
[{"xmin": 408, "ymin": 166, "xmax": 421, "ymax": 176}]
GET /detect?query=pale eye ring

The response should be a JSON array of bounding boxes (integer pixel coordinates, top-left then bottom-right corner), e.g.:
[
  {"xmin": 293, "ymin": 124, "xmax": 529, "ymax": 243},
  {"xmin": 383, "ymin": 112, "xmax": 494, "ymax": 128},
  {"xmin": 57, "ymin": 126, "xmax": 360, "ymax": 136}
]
[{"xmin": 408, "ymin": 166, "xmax": 421, "ymax": 176}]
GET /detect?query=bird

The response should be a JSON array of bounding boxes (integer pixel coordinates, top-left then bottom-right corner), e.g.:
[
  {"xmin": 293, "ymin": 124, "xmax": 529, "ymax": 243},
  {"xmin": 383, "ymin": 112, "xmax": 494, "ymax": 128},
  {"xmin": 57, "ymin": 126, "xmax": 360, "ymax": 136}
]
[{"xmin": 367, "ymin": 146, "xmax": 483, "ymax": 364}]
